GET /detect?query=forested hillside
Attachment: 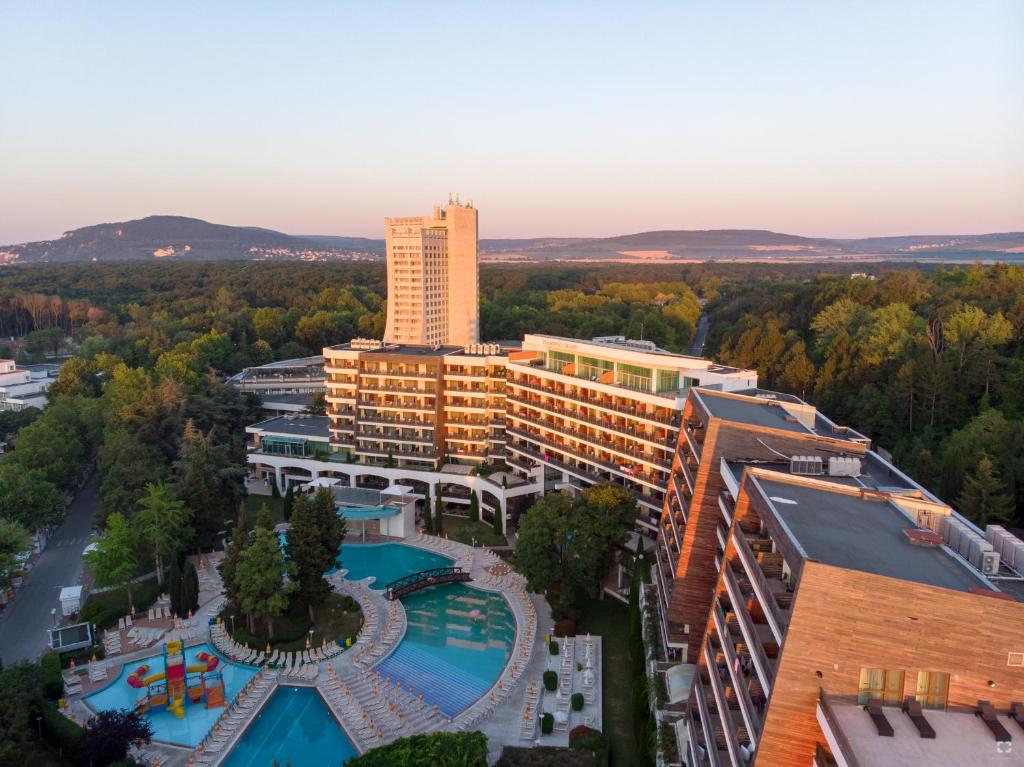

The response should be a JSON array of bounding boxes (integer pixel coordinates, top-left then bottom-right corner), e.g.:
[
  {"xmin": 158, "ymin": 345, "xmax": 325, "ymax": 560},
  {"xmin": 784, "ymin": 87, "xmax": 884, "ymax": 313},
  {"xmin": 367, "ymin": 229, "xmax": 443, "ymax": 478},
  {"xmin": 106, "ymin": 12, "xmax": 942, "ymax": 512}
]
[{"xmin": 0, "ymin": 260, "xmax": 1020, "ymax": 528}]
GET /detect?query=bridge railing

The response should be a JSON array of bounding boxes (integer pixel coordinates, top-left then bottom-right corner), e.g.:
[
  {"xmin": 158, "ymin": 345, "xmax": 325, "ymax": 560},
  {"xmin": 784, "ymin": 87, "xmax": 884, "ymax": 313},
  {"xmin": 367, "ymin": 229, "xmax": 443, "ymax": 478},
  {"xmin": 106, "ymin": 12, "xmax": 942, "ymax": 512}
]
[{"xmin": 384, "ymin": 567, "xmax": 471, "ymax": 599}]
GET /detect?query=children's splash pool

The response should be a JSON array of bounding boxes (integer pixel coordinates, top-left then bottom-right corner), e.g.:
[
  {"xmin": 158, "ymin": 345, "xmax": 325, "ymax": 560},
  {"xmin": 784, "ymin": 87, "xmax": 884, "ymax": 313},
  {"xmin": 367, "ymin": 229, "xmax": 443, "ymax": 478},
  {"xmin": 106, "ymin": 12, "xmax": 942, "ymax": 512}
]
[{"xmin": 84, "ymin": 642, "xmax": 258, "ymax": 747}]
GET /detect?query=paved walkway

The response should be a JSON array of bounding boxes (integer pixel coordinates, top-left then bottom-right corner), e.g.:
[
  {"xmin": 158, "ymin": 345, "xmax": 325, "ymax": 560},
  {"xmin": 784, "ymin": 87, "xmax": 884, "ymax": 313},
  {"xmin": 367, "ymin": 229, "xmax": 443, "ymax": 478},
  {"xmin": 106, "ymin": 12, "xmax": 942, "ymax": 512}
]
[{"xmin": 0, "ymin": 473, "xmax": 99, "ymax": 663}]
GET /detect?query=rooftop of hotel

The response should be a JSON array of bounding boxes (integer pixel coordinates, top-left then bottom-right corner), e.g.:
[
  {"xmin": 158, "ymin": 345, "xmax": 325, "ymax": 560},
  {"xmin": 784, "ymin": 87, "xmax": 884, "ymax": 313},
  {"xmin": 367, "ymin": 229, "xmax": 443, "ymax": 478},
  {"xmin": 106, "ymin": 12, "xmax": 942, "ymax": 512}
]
[
  {"xmin": 726, "ymin": 451, "xmax": 924, "ymax": 496},
  {"xmin": 524, "ymin": 333, "xmax": 727, "ymax": 365},
  {"xmin": 695, "ymin": 388, "xmax": 869, "ymax": 443},
  {"xmin": 822, "ymin": 695, "xmax": 1024, "ymax": 766},
  {"xmin": 247, "ymin": 415, "xmax": 331, "ymax": 439},
  {"xmin": 754, "ymin": 475, "xmax": 989, "ymax": 593}
]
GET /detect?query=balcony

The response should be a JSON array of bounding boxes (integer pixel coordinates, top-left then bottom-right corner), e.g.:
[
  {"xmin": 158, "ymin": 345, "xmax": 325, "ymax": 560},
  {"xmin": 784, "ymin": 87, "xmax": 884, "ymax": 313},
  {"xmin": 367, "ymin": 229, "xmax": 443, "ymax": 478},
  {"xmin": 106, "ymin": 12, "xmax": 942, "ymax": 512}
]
[
  {"xmin": 359, "ymin": 369, "xmax": 436, "ymax": 381},
  {"xmin": 732, "ymin": 526, "xmax": 790, "ymax": 644},
  {"xmin": 718, "ymin": 491, "xmax": 734, "ymax": 528},
  {"xmin": 505, "ymin": 427, "xmax": 668, "ymax": 492},
  {"xmin": 506, "ymin": 375, "xmax": 682, "ymax": 427},
  {"xmin": 702, "ymin": 644, "xmax": 744, "ymax": 767},
  {"xmin": 507, "ymin": 410, "xmax": 671, "ymax": 471},
  {"xmin": 505, "ymin": 439, "xmax": 664, "ymax": 510},
  {"xmin": 711, "ymin": 602, "xmax": 762, "ymax": 747},
  {"xmin": 356, "ymin": 431, "xmax": 433, "ymax": 446},
  {"xmin": 679, "ymin": 456, "xmax": 695, "ymax": 493},
  {"xmin": 684, "ymin": 422, "xmax": 705, "ymax": 461},
  {"xmin": 355, "ymin": 445, "xmax": 438, "ymax": 460},
  {"xmin": 358, "ymin": 414, "xmax": 435, "ymax": 429},
  {"xmin": 357, "ymin": 399, "xmax": 434, "ymax": 414},
  {"xmin": 692, "ymin": 675, "xmax": 726, "ymax": 767},
  {"xmin": 360, "ymin": 384, "xmax": 437, "ymax": 396},
  {"xmin": 722, "ymin": 565, "xmax": 775, "ymax": 696},
  {"xmin": 507, "ymin": 390, "xmax": 677, "ymax": 451}
]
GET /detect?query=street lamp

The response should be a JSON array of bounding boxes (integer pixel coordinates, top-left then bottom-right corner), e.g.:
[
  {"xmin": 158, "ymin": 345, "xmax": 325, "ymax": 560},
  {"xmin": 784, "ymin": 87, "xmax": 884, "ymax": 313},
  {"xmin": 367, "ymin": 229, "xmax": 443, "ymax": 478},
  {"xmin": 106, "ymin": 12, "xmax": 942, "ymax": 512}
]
[{"xmin": 230, "ymin": 614, "xmax": 236, "ymax": 634}]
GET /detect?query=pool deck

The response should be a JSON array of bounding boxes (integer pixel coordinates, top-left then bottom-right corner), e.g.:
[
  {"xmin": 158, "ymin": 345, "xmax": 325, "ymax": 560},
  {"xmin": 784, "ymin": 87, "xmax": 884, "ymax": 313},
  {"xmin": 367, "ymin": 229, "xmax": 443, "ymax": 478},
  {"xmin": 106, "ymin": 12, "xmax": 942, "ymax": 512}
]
[{"xmin": 63, "ymin": 536, "xmax": 603, "ymax": 766}]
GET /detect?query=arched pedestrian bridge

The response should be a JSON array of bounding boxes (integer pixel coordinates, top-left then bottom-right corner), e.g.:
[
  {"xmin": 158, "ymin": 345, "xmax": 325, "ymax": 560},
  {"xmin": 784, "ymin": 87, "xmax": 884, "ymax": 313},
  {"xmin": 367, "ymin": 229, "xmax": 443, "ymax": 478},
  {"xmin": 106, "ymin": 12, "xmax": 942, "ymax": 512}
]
[{"xmin": 384, "ymin": 567, "xmax": 472, "ymax": 600}]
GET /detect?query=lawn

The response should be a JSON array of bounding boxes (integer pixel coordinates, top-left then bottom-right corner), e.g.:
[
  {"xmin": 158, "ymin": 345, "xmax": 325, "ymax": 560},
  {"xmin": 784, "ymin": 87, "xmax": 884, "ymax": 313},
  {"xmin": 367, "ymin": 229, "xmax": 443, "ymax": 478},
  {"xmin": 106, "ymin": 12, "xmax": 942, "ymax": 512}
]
[
  {"xmin": 577, "ymin": 598, "xmax": 636, "ymax": 767},
  {"xmin": 242, "ymin": 494, "xmax": 286, "ymax": 529},
  {"xmin": 440, "ymin": 514, "xmax": 508, "ymax": 547},
  {"xmin": 221, "ymin": 592, "xmax": 363, "ymax": 652}
]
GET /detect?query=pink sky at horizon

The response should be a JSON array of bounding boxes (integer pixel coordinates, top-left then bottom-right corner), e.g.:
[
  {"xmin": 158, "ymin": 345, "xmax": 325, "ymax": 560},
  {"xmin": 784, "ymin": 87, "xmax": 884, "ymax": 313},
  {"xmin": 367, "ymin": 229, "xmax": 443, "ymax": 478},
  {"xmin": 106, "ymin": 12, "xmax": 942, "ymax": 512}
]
[{"xmin": 1, "ymin": 1, "xmax": 1021, "ymax": 244}]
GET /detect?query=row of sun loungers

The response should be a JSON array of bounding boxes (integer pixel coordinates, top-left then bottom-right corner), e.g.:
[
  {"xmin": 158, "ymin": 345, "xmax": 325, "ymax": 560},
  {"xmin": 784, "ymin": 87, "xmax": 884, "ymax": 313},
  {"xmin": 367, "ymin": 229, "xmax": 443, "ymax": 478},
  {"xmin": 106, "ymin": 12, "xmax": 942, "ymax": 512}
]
[
  {"xmin": 191, "ymin": 669, "xmax": 280, "ymax": 765},
  {"xmin": 865, "ymin": 697, "xmax": 1022, "ymax": 743},
  {"xmin": 321, "ymin": 665, "xmax": 444, "ymax": 750}
]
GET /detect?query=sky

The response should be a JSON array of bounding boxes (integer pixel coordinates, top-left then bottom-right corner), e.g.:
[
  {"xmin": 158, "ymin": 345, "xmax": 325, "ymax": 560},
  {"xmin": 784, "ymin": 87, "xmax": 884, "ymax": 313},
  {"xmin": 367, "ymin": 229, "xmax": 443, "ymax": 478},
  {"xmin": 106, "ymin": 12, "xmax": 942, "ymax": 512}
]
[{"xmin": 1, "ymin": 1, "xmax": 1022, "ymax": 243}]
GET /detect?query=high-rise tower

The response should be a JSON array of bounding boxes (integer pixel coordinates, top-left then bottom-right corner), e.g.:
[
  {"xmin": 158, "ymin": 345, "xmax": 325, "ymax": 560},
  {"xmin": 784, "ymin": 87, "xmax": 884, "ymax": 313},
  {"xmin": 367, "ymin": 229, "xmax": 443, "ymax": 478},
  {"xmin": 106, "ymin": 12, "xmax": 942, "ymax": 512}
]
[{"xmin": 382, "ymin": 198, "xmax": 479, "ymax": 347}]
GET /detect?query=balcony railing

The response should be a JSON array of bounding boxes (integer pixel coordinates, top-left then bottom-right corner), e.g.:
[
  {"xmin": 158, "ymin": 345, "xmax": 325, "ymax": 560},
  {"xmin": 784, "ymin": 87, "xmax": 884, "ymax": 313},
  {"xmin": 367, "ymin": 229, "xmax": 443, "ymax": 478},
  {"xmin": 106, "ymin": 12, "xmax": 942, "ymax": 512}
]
[
  {"xmin": 507, "ymin": 410, "xmax": 671, "ymax": 470},
  {"xmin": 722, "ymin": 565, "xmax": 774, "ymax": 696},
  {"xmin": 712, "ymin": 602, "xmax": 762, "ymax": 747},
  {"xmin": 357, "ymin": 414, "xmax": 435, "ymax": 429},
  {"xmin": 702, "ymin": 644, "xmax": 744, "ymax": 767},
  {"xmin": 505, "ymin": 439, "xmax": 664, "ymax": 509},
  {"xmin": 356, "ymin": 432, "xmax": 434, "ymax": 446},
  {"xmin": 506, "ymin": 375, "xmax": 682, "ymax": 426},
  {"xmin": 732, "ymin": 526, "xmax": 788, "ymax": 644},
  {"xmin": 507, "ymin": 390, "xmax": 677, "ymax": 451},
  {"xmin": 505, "ymin": 427, "xmax": 668, "ymax": 490},
  {"xmin": 692, "ymin": 675, "xmax": 724, "ymax": 767}
]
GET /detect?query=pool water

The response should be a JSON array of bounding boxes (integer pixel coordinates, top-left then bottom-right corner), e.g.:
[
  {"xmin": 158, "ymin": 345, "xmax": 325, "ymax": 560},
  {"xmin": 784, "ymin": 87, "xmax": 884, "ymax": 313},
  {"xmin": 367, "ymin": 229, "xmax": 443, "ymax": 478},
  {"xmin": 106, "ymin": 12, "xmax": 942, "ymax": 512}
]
[
  {"xmin": 335, "ymin": 542, "xmax": 451, "ymax": 588},
  {"xmin": 222, "ymin": 686, "xmax": 357, "ymax": 767},
  {"xmin": 377, "ymin": 582, "xmax": 515, "ymax": 717},
  {"xmin": 84, "ymin": 643, "xmax": 258, "ymax": 747}
]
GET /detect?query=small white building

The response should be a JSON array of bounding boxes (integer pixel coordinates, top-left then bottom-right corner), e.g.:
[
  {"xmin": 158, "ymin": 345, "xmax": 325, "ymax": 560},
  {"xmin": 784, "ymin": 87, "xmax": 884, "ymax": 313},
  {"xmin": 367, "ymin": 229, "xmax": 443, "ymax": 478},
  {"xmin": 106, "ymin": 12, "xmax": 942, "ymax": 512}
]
[{"xmin": 0, "ymin": 359, "xmax": 60, "ymax": 411}]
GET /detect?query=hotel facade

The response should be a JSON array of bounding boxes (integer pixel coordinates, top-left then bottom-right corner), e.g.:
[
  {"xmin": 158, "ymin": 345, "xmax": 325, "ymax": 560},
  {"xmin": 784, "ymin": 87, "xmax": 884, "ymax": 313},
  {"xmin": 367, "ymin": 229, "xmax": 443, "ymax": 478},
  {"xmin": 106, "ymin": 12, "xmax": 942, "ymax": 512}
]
[{"xmin": 651, "ymin": 387, "xmax": 1024, "ymax": 767}]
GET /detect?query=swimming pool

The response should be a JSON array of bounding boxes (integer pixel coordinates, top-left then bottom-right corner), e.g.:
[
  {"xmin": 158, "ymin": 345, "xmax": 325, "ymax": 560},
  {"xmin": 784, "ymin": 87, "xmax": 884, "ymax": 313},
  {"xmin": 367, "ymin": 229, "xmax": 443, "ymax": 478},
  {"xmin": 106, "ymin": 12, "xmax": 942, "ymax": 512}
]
[
  {"xmin": 84, "ymin": 643, "xmax": 258, "ymax": 747},
  {"xmin": 334, "ymin": 542, "xmax": 451, "ymax": 588},
  {"xmin": 222, "ymin": 686, "xmax": 358, "ymax": 767},
  {"xmin": 338, "ymin": 504, "xmax": 401, "ymax": 520},
  {"xmin": 377, "ymin": 582, "xmax": 515, "ymax": 717}
]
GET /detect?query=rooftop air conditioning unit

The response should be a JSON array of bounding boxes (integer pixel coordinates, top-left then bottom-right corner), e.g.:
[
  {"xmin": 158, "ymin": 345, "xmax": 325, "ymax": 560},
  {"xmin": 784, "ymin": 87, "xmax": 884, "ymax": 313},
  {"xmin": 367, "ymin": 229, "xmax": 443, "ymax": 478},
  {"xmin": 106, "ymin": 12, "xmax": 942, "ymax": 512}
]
[
  {"xmin": 828, "ymin": 456, "xmax": 862, "ymax": 478},
  {"xmin": 980, "ymin": 551, "xmax": 1001, "ymax": 576},
  {"xmin": 790, "ymin": 456, "xmax": 823, "ymax": 476}
]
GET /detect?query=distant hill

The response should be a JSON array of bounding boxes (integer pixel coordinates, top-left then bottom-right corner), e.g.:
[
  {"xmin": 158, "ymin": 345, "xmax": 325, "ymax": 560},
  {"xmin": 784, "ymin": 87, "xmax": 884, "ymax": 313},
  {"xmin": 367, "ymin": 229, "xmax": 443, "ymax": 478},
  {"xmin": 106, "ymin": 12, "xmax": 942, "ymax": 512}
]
[
  {"xmin": 0, "ymin": 216, "xmax": 382, "ymax": 264},
  {"xmin": 2, "ymin": 216, "xmax": 1021, "ymax": 264}
]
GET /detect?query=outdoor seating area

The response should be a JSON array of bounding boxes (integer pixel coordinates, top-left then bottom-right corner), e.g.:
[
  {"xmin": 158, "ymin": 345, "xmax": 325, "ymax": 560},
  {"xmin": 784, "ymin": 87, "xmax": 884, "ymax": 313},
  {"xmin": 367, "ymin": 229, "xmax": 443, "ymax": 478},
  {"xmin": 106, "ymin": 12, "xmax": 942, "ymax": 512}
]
[
  {"xmin": 209, "ymin": 621, "xmax": 343, "ymax": 676},
  {"xmin": 191, "ymin": 669, "xmax": 282, "ymax": 764}
]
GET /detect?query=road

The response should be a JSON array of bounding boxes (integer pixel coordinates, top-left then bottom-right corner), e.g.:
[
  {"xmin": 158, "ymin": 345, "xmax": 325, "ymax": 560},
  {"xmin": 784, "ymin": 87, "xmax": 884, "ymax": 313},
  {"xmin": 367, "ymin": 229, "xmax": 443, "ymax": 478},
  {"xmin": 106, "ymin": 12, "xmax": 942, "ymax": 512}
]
[
  {"xmin": 691, "ymin": 314, "xmax": 710, "ymax": 357},
  {"xmin": 0, "ymin": 473, "xmax": 98, "ymax": 664}
]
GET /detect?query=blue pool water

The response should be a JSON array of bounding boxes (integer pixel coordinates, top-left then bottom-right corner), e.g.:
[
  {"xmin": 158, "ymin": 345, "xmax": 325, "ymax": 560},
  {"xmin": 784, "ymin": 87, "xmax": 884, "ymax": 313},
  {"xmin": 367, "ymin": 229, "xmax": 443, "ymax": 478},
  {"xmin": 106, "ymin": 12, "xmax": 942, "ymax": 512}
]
[
  {"xmin": 377, "ymin": 582, "xmax": 515, "ymax": 717},
  {"xmin": 334, "ymin": 542, "xmax": 451, "ymax": 588},
  {"xmin": 84, "ymin": 643, "xmax": 258, "ymax": 747},
  {"xmin": 222, "ymin": 686, "xmax": 357, "ymax": 767},
  {"xmin": 338, "ymin": 504, "xmax": 401, "ymax": 520}
]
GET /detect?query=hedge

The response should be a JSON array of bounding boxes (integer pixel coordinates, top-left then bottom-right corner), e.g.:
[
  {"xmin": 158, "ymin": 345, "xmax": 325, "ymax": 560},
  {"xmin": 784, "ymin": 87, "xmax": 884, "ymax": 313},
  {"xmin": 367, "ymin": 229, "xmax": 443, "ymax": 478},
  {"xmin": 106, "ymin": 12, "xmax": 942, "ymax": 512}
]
[
  {"xmin": 40, "ymin": 703, "xmax": 84, "ymax": 764},
  {"xmin": 571, "ymin": 692, "xmax": 584, "ymax": 711},
  {"xmin": 79, "ymin": 578, "xmax": 163, "ymax": 629},
  {"xmin": 553, "ymin": 618, "xmax": 577, "ymax": 637},
  {"xmin": 41, "ymin": 652, "xmax": 64, "ymax": 700},
  {"xmin": 346, "ymin": 731, "xmax": 487, "ymax": 767},
  {"xmin": 543, "ymin": 671, "xmax": 558, "ymax": 691},
  {"xmin": 549, "ymin": 640, "xmax": 559, "ymax": 655}
]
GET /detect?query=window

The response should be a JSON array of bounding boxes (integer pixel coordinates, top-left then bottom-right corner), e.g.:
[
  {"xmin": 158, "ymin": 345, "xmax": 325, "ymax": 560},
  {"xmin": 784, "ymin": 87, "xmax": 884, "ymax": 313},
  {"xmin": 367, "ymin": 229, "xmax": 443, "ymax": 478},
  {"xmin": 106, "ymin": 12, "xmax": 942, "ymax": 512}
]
[
  {"xmin": 656, "ymin": 369, "xmax": 679, "ymax": 393},
  {"xmin": 915, "ymin": 671, "xmax": 949, "ymax": 710},
  {"xmin": 616, "ymin": 363, "xmax": 652, "ymax": 392},
  {"xmin": 578, "ymin": 355, "xmax": 613, "ymax": 381},
  {"xmin": 548, "ymin": 351, "xmax": 575, "ymax": 372},
  {"xmin": 858, "ymin": 668, "xmax": 905, "ymax": 705}
]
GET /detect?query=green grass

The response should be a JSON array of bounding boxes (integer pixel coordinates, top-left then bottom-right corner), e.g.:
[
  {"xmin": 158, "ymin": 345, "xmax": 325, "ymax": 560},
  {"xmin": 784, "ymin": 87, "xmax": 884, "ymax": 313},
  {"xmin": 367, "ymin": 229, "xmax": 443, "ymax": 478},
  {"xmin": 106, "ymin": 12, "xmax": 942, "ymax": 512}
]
[
  {"xmin": 221, "ymin": 592, "xmax": 363, "ymax": 652},
  {"xmin": 242, "ymin": 494, "xmax": 286, "ymax": 529},
  {"xmin": 577, "ymin": 598, "xmax": 636, "ymax": 767},
  {"xmin": 440, "ymin": 514, "xmax": 507, "ymax": 547}
]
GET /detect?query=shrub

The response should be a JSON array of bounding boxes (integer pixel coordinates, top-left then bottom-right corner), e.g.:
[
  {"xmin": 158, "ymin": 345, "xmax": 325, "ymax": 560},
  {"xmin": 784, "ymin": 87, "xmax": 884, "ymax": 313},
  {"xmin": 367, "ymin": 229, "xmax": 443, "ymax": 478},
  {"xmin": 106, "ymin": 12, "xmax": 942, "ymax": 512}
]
[
  {"xmin": 40, "ymin": 703, "xmax": 84, "ymax": 763},
  {"xmin": 543, "ymin": 671, "xmax": 558, "ymax": 691},
  {"xmin": 569, "ymin": 726, "xmax": 609, "ymax": 767},
  {"xmin": 41, "ymin": 652, "xmax": 64, "ymax": 700},
  {"xmin": 553, "ymin": 618, "xmax": 576, "ymax": 637},
  {"xmin": 346, "ymin": 731, "xmax": 487, "ymax": 766},
  {"xmin": 541, "ymin": 713, "xmax": 554, "ymax": 735},
  {"xmin": 549, "ymin": 640, "xmax": 559, "ymax": 655},
  {"xmin": 571, "ymin": 692, "xmax": 584, "ymax": 711}
]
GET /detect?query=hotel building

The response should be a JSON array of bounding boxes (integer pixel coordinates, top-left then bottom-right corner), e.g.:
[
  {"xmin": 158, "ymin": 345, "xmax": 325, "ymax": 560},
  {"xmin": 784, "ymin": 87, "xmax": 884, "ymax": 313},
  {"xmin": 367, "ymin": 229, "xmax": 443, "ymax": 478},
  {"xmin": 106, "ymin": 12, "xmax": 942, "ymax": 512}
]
[
  {"xmin": 654, "ymin": 388, "xmax": 1024, "ymax": 766},
  {"xmin": 504, "ymin": 335, "xmax": 757, "ymax": 530},
  {"xmin": 383, "ymin": 199, "xmax": 479, "ymax": 347}
]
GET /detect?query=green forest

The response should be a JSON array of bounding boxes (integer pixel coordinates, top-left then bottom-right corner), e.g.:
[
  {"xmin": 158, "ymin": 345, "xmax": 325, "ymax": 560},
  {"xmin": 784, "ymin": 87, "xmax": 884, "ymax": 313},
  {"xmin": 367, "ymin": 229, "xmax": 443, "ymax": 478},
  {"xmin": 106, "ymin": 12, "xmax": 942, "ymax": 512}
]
[{"xmin": 0, "ymin": 259, "xmax": 1020, "ymax": 536}]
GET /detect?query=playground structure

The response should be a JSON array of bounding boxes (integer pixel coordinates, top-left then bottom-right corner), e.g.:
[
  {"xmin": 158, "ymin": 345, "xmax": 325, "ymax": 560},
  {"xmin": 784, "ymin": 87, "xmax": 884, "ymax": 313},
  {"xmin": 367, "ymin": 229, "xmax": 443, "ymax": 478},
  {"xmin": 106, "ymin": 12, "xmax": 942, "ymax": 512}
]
[{"xmin": 127, "ymin": 640, "xmax": 225, "ymax": 718}]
